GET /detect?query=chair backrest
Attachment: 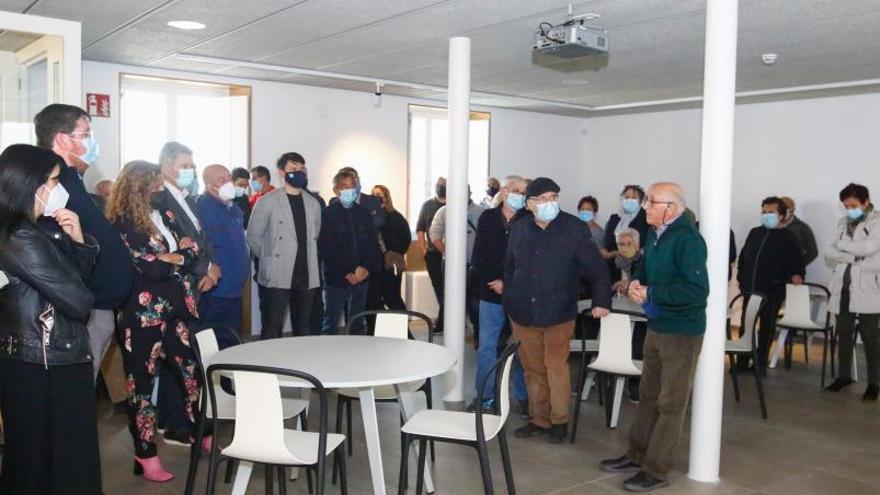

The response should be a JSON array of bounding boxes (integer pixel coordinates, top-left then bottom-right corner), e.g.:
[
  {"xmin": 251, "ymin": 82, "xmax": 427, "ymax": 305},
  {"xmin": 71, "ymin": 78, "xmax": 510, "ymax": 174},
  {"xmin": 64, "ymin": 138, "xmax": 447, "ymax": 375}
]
[
  {"xmin": 779, "ymin": 284, "xmax": 816, "ymax": 327},
  {"xmin": 192, "ymin": 329, "xmax": 226, "ymax": 417},
  {"xmin": 731, "ymin": 294, "xmax": 763, "ymax": 348},
  {"xmin": 373, "ymin": 313, "xmax": 410, "ymax": 339},
  {"xmin": 475, "ymin": 342, "xmax": 519, "ymax": 441},
  {"xmin": 346, "ymin": 309, "xmax": 434, "ymax": 342},
  {"xmin": 591, "ymin": 313, "xmax": 641, "ymax": 375},
  {"xmin": 207, "ymin": 364, "xmax": 328, "ymax": 466}
]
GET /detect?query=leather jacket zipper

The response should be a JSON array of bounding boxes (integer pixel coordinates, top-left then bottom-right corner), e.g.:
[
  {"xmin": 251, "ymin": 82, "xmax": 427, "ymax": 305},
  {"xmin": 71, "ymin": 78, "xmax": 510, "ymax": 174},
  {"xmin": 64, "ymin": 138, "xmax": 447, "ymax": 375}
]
[{"xmin": 38, "ymin": 305, "xmax": 54, "ymax": 370}]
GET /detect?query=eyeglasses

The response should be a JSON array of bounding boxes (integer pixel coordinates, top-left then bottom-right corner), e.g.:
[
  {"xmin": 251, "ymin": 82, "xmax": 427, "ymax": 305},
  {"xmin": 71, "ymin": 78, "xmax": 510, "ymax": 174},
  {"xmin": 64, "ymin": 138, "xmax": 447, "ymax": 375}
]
[
  {"xmin": 68, "ymin": 131, "xmax": 93, "ymax": 139},
  {"xmin": 642, "ymin": 198, "xmax": 675, "ymax": 208}
]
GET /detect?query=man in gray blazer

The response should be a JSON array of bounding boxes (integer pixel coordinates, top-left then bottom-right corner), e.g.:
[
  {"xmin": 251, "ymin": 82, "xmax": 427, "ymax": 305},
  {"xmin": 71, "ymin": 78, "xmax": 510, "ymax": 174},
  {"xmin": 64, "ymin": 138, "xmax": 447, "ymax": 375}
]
[{"xmin": 247, "ymin": 157, "xmax": 323, "ymax": 338}]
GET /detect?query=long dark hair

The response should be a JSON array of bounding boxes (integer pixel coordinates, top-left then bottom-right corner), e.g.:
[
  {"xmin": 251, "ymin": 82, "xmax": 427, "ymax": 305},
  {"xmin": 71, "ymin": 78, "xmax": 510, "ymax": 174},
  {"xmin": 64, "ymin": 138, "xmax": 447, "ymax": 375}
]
[{"xmin": 0, "ymin": 144, "xmax": 64, "ymax": 241}]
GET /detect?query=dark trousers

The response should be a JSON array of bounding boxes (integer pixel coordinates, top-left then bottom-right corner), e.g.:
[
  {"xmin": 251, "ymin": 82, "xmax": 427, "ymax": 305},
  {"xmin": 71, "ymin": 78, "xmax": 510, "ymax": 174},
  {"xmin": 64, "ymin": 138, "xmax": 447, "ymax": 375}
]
[
  {"xmin": 197, "ymin": 294, "xmax": 242, "ymax": 348},
  {"xmin": 380, "ymin": 270, "xmax": 407, "ymax": 311},
  {"xmin": 626, "ymin": 330, "xmax": 703, "ymax": 479},
  {"xmin": 261, "ymin": 286, "xmax": 317, "ymax": 339},
  {"xmin": 750, "ymin": 291, "xmax": 782, "ymax": 370},
  {"xmin": 425, "ymin": 250, "xmax": 444, "ymax": 331},
  {"xmin": 323, "ymin": 283, "xmax": 369, "ymax": 335},
  {"xmin": 0, "ymin": 360, "xmax": 101, "ymax": 495},
  {"xmin": 836, "ymin": 291, "xmax": 880, "ymax": 384}
]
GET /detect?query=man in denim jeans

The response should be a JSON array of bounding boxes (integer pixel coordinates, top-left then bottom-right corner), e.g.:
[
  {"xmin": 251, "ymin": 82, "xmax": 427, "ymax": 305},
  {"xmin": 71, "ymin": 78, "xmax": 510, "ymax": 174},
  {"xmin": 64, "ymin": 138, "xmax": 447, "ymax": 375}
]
[
  {"xmin": 319, "ymin": 170, "xmax": 381, "ymax": 334},
  {"xmin": 469, "ymin": 176, "xmax": 530, "ymax": 414}
]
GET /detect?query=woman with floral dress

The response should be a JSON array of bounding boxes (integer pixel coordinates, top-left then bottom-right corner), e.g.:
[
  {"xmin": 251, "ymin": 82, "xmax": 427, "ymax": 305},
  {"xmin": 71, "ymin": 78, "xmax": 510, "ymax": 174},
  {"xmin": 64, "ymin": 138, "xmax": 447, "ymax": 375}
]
[{"xmin": 106, "ymin": 160, "xmax": 204, "ymax": 482}]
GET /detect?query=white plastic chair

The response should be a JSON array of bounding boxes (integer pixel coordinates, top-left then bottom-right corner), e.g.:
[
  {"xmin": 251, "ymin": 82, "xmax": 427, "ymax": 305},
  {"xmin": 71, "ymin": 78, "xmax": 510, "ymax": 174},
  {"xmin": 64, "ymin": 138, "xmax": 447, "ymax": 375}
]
[
  {"xmin": 204, "ymin": 365, "xmax": 347, "ymax": 495},
  {"xmin": 770, "ymin": 283, "xmax": 832, "ymax": 386},
  {"xmin": 398, "ymin": 343, "xmax": 519, "ymax": 495},
  {"xmin": 583, "ymin": 313, "xmax": 643, "ymax": 429},
  {"xmin": 334, "ymin": 310, "xmax": 435, "ymax": 464},
  {"xmin": 725, "ymin": 294, "xmax": 768, "ymax": 418}
]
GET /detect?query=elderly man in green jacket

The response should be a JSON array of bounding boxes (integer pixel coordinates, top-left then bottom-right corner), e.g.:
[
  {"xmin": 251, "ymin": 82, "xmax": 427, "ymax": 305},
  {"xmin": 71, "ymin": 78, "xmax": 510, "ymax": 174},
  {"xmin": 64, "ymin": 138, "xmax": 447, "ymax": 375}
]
[{"xmin": 599, "ymin": 182, "xmax": 709, "ymax": 493}]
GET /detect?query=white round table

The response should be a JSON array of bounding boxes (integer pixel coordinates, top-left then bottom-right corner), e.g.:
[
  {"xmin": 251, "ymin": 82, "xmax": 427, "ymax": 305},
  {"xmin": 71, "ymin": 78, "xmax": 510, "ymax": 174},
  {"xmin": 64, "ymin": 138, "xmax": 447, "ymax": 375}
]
[{"xmin": 209, "ymin": 335, "xmax": 456, "ymax": 495}]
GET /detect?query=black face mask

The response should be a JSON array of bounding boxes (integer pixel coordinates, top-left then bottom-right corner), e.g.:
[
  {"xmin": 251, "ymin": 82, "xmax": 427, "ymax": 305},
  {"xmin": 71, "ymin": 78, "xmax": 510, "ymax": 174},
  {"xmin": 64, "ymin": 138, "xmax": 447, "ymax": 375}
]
[
  {"xmin": 285, "ymin": 171, "xmax": 308, "ymax": 189},
  {"xmin": 150, "ymin": 191, "xmax": 166, "ymax": 210},
  {"xmin": 436, "ymin": 185, "xmax": 447, "ymax": 199},
  {"xmin": 486, "ymin": 186, "xmax": 500, "ymax": 197}
]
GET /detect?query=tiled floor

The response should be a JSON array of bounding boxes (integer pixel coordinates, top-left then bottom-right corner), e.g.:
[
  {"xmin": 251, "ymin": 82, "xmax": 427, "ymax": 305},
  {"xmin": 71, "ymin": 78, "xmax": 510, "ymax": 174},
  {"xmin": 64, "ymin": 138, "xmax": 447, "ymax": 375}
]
[{"xmin": 92, "ymin": 337, "xmax": 879, "ymax": 495}]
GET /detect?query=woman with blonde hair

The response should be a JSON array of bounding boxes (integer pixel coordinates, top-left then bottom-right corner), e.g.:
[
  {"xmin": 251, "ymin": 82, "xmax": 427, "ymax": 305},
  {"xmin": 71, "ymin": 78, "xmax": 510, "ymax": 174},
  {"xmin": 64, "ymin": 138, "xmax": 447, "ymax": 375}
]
[{"xmin": 107, "ymin": 160, "xmax": 204, "ymax": 482}]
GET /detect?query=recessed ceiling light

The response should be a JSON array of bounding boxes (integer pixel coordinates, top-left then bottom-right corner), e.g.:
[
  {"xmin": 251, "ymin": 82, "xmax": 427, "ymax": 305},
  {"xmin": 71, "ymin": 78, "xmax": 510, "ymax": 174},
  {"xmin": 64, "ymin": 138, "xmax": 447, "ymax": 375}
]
[
  {"xmin": 761, "ymin": 53, "xmax": 779, "ymax": 65},
  {"xmin": 167, "ymin": 20, "xmax": 206, "ymax": 30}
]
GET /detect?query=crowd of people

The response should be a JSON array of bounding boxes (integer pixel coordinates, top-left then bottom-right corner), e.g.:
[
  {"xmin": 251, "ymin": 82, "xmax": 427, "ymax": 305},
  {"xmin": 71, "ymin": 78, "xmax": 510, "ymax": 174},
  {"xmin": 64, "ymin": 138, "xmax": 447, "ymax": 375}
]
[{"xmin": 0, "ymin": 102, "xmax": 878, "ymax": 494}]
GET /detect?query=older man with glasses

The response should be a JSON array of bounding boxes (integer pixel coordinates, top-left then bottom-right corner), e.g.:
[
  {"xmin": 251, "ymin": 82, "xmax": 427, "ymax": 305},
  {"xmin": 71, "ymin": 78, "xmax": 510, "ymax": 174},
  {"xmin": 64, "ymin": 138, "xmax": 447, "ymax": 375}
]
[
  {"xmin": 504, "ymin": 177, "xmax": 612, "ymax": 443},
  {"xmin": 600, "ymin": 182, "xmax": 709, "ymax": 493}
]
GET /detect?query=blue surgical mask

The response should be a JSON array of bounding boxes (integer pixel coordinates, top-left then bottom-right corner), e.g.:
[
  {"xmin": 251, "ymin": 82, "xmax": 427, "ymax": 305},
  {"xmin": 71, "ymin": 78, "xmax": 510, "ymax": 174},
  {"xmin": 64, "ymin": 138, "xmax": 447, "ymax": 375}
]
[
  {"xmin": 250, "ymin": 179, "xmax": 263, "ymax": 193},
  {"xmin": 622, "ymin": 198, "xmax": 640, "ymax": 214},
  {"xmin": 536, "ymin": 201, "xmax": 560, "ymax": 223},
  {"xmin": 846, "ymin": 208, "xmax": 864, "ymax": 221},
  {"xmin": 78, "ymin": 135, "xmax": 100, "ymax": 166},
  {"xmin": 578, "ymin": 210, "xmax": 594, "ymax": 223},
  {"xmin": 506, "ymin": 193, "xmax": 525, "ymax": 211},
  {"xmin": 761, "ymin": 213, "xmax": 779, "ymax": 229},
  {"xmin": 339, "ymin": 189, "xmax": 358, "ymax": 208},
  {"xmin": 176, "ymin": 168, "xmax": 195, "ymax": 189}
]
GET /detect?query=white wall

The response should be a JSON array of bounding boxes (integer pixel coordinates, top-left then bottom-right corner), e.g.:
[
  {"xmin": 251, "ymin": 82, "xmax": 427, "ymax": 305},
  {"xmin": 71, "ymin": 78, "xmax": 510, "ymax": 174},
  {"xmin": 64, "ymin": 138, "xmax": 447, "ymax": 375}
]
[
  {"xmin": 81, "ymin": 60, "xmax": 586, "ymax": 221},
  {"xmin": 582, "ymin": 92, "xmax": 880, "ymax": 282}
]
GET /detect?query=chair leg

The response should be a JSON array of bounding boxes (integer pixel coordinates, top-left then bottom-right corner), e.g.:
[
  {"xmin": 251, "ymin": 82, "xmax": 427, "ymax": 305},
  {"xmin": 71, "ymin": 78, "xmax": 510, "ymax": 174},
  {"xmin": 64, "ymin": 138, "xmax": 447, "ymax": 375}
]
[
  {"xmin": 602, "ymin": 374, "xmax": 613, "ymax": 428},
  {"xmin": 822, "ymin": 330, "xmax": 829, "ymax": 388},
  {"xmin": 610, "ymin": 376, "xmax": 625, "ymax": 429},
  {"xmin": 753, "ymin": 366, "xmax": 768, "ymax": 419},
  {"xmin": 278, "ymin": 466, "xmax": 288, "ymax": 495},
  {"xmin": 205, "ymin": 425, "xmax": 222, "ymax": 495},
  {"xmin": 805, "ymin": 333, "xmax": 812, "ymax": 364},
  {"xmin": 224, "ymin": 458, "xmax": 237, "ymax": 484},
  {"xmin": 398, "ymin": 434, "xmax": 412, "ymax": 495},
  {"xmin": 784, "ymin": 330, "xmax": 794, "ymax": 369},
  {"xmin": 346, "ymin": 399, "xmax": 353, "ymax": 456},
  {"xmin": 425, "ymin": 385, "xmax": 436, "ymax": 463},
  {"xmin": 415, "ymin": 439, "xmax": 427, "ymax": 495},
  {"xmin": 475, "ymin": 441, "xmax": 495, "ymax": 495},
  {"xmin": 729, "ymin": 354, "xmax": 741, "ymax": 403},
  {"xmin": 569, "ymin": 356, "xmax": 588, "ymax": 444},
  {"xmin": 316, "ymin": 456, "xmax": 327, "ymax": 495},
  {"xmin": 265, "ymin": 464, "xmax": 275, "ymax": 495},
  {"xmin": 338, "ymin": 448, "xmax": 348, "ymax": 495},
  {"xmin": 497, "ymin": 429, "xmax": 516, "ymax": 495},
  {"xmin": 306, "ymin": 467, "xmax": 314, "ymax": 494}
]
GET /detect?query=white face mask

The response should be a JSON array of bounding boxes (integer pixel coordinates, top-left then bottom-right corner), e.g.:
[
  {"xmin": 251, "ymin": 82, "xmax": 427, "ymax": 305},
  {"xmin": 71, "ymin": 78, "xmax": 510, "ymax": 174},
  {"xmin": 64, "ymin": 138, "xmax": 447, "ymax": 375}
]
[
  {"xmin": 234, "ymin": 186, "xmax": 247, "ymax": 198},
  {"xmin": 35, "ymin": 183, "xmax": 69, "ymax": 217},
  {"xmin": 218, "ymin": 182, "xmax": 236, "ymax": 201}
]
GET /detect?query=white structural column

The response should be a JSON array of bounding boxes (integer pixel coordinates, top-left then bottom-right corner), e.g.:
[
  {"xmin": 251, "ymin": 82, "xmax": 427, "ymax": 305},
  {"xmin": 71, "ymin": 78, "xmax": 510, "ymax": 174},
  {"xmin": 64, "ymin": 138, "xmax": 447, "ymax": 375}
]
[
  {"xmin": 442, "ymin": 36, "xmax": 471, "ymax": 402},
  {"xmin": 690, "ymin": 0, "xmax": 739, "ymax": 483}
]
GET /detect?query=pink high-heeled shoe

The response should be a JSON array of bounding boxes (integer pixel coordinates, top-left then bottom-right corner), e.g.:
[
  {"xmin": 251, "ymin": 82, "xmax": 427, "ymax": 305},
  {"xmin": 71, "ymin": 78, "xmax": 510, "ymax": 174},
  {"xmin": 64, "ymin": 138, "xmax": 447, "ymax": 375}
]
[
  {"xmin": 201, "ymin": 435, "xmax": 214, "ymax": 455},
  {"xmin": 133, "ymin": 456, "xmax": 174, "ymax": 482}
]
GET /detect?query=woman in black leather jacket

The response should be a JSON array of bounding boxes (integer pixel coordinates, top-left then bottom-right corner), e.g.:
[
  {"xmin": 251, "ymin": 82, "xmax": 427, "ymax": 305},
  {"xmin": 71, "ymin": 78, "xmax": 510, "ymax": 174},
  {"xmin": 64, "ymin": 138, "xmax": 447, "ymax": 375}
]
[{"xmin": 0, "ymin": 144, "xmax": 101, "ymax": 495}]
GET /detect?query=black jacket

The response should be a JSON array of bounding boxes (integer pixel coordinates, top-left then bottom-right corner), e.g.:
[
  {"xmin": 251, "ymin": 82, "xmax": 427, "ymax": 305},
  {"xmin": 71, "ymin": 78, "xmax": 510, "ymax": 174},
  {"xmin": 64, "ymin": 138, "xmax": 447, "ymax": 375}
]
[
  {"xmin": 603, "ymin": 209, "xmax": 650, "ymax": 252},
  {"xmin": 59, "ymin": 164, "xmax": 132, "ymax": 309},
  {"xmin": 737, "ymin": 226, "xmax": 805, "ymax": 295},
  {"xmin": 0, "ymin": 223, "xmax": 97, "ymax": 366},
  {"xmin": 380, "ymin": 210, "xmax": 412, "ymax": 256},
  {"xmin": 318, "ymin": 203, "xmax": 382, "ymax": 289},
  {"xmin": 504, "ymin": 212, "xmax": 612, "ymax": 327},
  {"xmin": 471, "ymin": 207, "xmax": 528, "ymax": 304},
  {"xmin": 160, "ymin": 189, "xmax": 215, "ymax": 283}
]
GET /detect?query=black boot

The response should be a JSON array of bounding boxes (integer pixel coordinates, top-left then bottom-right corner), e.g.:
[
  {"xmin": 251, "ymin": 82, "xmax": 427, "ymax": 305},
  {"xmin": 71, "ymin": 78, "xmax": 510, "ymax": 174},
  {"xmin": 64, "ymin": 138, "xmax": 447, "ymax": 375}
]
[
  {"xmin": 863, "ymin": 383, "xmax": 879, "ymax": 401},
  {"xmin": 824, "ymin": 377, "xmax": 854, "ymax": 392}
]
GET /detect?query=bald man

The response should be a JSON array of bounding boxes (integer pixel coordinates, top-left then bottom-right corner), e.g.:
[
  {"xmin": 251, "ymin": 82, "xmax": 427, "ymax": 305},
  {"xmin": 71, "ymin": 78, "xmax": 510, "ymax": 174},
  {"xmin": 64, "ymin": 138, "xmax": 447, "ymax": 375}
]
[
  {"xmin": 780, "ymin": 196, "xmax": 818, "ymax": 266},
  {"xmin": 600, "ymin": 182, "xmax": 709, "ymax": 492},
  {"xmin": 195, "ymin": 164, "xmax": 250, "ymax": 349}
]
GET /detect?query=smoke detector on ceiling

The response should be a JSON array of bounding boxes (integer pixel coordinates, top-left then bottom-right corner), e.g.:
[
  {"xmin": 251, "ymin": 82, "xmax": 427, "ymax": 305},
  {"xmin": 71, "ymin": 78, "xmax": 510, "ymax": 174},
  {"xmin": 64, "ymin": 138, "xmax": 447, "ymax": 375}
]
[{"xmin": 761, "ymin": 53, "xmax": 779, "ymax": 65}]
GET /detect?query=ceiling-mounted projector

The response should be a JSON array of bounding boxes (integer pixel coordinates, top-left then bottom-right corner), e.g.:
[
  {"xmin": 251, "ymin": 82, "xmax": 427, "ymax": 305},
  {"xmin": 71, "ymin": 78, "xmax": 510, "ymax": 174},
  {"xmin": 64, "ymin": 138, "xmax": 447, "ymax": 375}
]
[{"xmin": 534, "ymin": 22, "xmax": 608, "ymax": 59}]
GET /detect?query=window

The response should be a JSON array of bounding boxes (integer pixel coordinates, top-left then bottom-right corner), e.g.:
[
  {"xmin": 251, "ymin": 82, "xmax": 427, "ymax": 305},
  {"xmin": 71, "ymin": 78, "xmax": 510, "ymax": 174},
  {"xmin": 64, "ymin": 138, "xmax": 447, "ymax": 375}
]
[
  {"xmin": 407, "ymin": 105, "xmax": 490, "ymax": 225},
  {"xmin": 120, "ymin": 74, "xmax": 250, "ymax": 188}
]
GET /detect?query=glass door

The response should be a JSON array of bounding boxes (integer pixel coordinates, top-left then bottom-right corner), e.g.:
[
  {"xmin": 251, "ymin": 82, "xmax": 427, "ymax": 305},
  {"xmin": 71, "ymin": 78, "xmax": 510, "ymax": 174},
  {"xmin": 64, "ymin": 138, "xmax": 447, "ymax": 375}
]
[{"xmin": 0, "ymin": 11, "xmax": 80, "ymax": 150}]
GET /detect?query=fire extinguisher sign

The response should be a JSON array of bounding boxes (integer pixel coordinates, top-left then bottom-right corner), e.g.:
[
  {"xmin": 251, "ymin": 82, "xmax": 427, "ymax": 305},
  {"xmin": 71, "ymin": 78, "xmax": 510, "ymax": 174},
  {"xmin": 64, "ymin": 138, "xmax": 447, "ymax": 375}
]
[{"xmin": 85, "ymin": 93, "xmax": 111, "ymax": 118}]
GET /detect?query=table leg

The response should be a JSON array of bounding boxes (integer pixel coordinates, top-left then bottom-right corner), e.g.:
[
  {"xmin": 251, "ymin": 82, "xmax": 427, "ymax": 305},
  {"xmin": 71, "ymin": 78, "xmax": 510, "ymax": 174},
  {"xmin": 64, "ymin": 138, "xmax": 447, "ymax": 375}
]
[
  {"xmin": 395, "ymin": 384, "xmax": 435, "ymax": 494},
  {"xmin": 231, "ymin": 461, "xmax": 254, "ymax": 495},
  {"xmin": 359, "ymin": 387, "xmax": 387, "ymax": 495}
]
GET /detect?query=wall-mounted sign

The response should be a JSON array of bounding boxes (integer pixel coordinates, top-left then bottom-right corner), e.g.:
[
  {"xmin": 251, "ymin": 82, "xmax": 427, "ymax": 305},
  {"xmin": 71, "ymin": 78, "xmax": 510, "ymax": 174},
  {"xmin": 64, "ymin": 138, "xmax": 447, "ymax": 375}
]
[{"xmin": 86, "ymin": 93, "xmax": 110, "ymax": 117}]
